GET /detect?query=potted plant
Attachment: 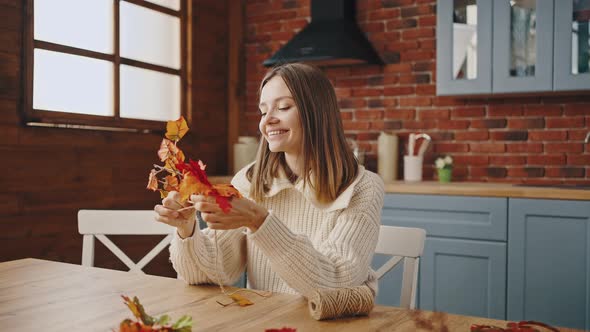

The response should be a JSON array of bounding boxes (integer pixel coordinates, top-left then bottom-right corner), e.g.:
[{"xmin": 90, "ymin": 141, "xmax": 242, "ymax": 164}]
[{"xmin": 434, "ymin": 155, "xmax": 453, "ymax": 183}]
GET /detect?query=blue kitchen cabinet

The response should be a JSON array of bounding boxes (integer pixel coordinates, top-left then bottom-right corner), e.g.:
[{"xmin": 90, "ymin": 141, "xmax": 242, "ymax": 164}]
[
  {"xmin": 421, "ymin": 237, "xmax": 506, "ymax": 319},
  {"xmin": 507, "ymin": 198, "xmax": 590, "ymax": 330},
  {"xmin": 378, "ymin": 194, "xmax": 507, "ymax": 318}
]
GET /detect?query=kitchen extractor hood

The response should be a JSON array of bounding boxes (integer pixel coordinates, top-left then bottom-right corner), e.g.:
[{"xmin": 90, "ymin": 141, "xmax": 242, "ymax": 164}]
[{"xmin": 263, "ymin": 0, "xmax": 383, "ymax": 67}]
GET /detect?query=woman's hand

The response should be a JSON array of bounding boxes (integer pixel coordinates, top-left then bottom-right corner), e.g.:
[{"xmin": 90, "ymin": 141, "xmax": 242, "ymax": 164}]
[
  {"xmin": 192, "ymin": 194, "xmax": 268, "ymax": 232},
  {"xmin": 154, "ymin": 191, "xmax": 196, "ymax": 239}
]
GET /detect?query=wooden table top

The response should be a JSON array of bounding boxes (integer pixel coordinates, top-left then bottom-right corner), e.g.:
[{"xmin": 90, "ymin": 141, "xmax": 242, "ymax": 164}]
[{"xmin": 1, "ymin": 258, "xmax": 582, "ymax": 332}]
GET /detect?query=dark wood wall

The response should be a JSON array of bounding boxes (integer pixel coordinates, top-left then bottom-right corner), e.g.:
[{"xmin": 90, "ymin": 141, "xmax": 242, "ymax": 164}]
[{"xmin": 0, "ymin": 0, "xmax": 230, "ymax": 277}]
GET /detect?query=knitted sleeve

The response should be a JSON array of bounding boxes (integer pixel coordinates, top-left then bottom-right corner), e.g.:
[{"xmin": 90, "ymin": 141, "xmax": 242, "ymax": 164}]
[
  {"xmin": 248, "ymin": 172, "xmax": 384, "ymax": 297},
  {"xmin": 169, "ymin": 227, "xmax": 246, "ymax": 285},
  {"xmin": 169, "ymin": 166, "xmax": 253, "ymax": 285}
]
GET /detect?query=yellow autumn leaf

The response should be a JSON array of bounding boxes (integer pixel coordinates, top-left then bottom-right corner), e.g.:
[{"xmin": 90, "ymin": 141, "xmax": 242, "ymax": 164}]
[
  {"xmin": 229, "ymin": 293, "xmax": 253, "ymax": 306},
  {"xmin": 165, "ymin": 116, "xmax": 189, "ymax": 142}
]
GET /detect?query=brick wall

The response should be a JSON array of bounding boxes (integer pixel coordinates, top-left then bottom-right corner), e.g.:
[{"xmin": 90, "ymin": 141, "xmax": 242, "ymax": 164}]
[
  {"xmin": 0, "ymin": 0, "xmax": 229, "ymax": 271},
  {"xmin": 243, "ymin": 0, "xmax": 590, "ymax": 184}
]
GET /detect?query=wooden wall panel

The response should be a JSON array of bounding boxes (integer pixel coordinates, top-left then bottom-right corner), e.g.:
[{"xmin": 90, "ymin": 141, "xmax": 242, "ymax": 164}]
[{"xmin": 0, "ymin": 0, "xmax": 230, "ymax": 278}]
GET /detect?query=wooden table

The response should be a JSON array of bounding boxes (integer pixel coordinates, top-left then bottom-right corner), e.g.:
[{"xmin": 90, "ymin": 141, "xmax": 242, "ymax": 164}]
[{"xmin": 0, "ymin": 259, "xmax": 582, "ymax": 331}]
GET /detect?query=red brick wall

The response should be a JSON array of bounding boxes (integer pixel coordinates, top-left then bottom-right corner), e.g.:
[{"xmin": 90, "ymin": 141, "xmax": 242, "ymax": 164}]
[{"xmin": 243, "ymin": 0, "xmax": 590, "ymax": 184}]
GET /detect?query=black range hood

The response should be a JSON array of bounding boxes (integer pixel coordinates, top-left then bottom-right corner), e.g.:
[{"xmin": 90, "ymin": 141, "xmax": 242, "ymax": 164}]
[{"xmin": 263, "ymin": 0, "xmax": 383, "ymax": 67}]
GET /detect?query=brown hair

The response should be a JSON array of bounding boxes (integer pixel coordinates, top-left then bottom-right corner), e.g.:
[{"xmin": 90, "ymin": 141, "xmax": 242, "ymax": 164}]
[{"xmin": 247, "ymin": 63, "xmax": 358, "ymax": 204}]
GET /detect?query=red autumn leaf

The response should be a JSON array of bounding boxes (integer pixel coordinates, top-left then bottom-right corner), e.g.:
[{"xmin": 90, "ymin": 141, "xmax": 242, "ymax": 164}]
[
  {"xmin": 215, "ymin": 195, "xmax": 232, "ymax": 213},
  {"xmin": 176, "ymin": 159, "xmax": 212, "ymax": 187},
  {"xmin": 165, "ymin": 116, "xmax": 189, "ymax": 142}
]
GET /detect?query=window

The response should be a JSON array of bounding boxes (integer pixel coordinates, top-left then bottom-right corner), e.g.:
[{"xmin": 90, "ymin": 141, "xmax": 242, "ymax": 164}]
[{"xmin": 23, "ymin": 0, "xmax": 188, "ymax": 131}]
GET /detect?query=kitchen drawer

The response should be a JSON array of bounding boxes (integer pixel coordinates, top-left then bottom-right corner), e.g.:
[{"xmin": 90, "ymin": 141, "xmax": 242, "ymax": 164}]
[{"xmin": 382, "ymin": 194, "xmax": 507, "ymax": 241}]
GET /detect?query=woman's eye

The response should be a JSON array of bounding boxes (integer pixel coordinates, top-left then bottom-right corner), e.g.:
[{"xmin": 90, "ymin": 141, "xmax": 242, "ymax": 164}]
[
  {"xmin": 260, "ymin": 113, "xmax": 267, "ymax": 117},
  {"xmin": 278, "ymin": 106, "xmax": 290, "ymax": 111}
]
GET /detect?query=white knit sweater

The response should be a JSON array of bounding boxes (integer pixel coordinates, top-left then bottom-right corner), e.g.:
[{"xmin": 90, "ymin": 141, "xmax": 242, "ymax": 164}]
[{"xmin": 168, "ymin": 164, "xmax": 385, "ymax": 298}]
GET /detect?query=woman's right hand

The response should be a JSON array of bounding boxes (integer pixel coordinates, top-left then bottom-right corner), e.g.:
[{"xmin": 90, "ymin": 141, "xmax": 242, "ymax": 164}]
[{"xmin": 154, "ymin": 191, "xmax": 196, "ymax": 239}]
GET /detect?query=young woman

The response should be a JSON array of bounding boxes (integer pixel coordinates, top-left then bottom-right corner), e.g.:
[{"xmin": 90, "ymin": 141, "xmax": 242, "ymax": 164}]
[{"xmin": 154, "ymin": 63, "xmax": 385, "ymax": 298}]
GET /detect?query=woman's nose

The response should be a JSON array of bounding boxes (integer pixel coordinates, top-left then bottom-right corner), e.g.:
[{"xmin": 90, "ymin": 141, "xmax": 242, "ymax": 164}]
[{"xmin": 263, "ymin": 113, "xmax": 279, "ymax": 125}]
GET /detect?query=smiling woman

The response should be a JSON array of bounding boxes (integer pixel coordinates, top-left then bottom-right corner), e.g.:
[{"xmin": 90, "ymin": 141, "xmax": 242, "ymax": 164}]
[{"xmin": 155, "ymin": 63, "xmax": 386, "ymax": 300}]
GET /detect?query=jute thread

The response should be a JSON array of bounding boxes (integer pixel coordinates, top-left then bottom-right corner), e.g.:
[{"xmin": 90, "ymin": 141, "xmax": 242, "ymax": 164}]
[{"xmin": 308, "ymin": 285, "xmax": 375, "ymax": 320}]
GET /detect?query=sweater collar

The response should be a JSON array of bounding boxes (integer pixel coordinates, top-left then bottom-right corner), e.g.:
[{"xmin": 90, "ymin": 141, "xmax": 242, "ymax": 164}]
[{"xmin": 233, "ymin": 163, "xmax": 365, "ymax": 212}]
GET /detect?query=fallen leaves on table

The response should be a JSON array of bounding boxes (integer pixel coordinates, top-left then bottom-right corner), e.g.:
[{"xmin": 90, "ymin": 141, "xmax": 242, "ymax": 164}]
[
  {"xmin": 470, "ymin": 320, "xmax": 559, "ymax": 332},
  {"xmin": 117, "ymin": 295, "xmax": 192, "ymax": 332},
  {"xmin": 147, "ymin": 116, "xmax": 242, "ymax": 211}
]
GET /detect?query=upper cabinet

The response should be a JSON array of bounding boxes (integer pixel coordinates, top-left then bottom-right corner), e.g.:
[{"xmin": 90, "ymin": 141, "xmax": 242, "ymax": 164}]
[
  {"xmin": 436, "ymin": 0, "xmax": 590, "ymax": 96},
  {"xmin": 554, "ymin": 0, "xmax": 590, "ymax": 91}
]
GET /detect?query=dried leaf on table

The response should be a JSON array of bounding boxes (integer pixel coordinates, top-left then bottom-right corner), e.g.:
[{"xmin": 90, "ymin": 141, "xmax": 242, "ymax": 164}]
[
  {"xmin": 118, "ymin": 295, "xmax": 193, "ymax": 332},
  {"xmin": 229, "ymin": 292, "xmax": 254, "ymax": 306}
]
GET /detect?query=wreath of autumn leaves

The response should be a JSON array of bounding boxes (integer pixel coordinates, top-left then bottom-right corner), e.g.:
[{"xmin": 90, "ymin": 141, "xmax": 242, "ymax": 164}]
[{"xmin": 146, "ymin": 117, "xmax": 241, "ymax": 212}]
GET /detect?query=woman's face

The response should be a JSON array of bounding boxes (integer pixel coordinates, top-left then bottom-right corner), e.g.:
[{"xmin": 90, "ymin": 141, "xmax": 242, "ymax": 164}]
[{"xmin": 259, "ymin": 76, "xmax": 303, "ymax": 156}]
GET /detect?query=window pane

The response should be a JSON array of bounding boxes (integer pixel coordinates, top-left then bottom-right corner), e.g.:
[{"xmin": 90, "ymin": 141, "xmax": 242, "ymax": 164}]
[
  {"xmin": 144, "ymin": 0, "xmax": 180, "ymax": 11},
  {"xmin": 572, "ymin": 0, "xmax": 590, "ymax": 74},
  {"xmin": 510, "ymin": 0, "xmax": 537, "ymax": 77},
  {"xmin": 453, "ymin": 0, "xmax": 478, "ymax": 80},
  {"xmin": 34, "ymin": 0, "xmax": 113, "ymax": 53},
  {"xmin": 120, "ymin": 2, "xmax": 180, "ymax": 69},
  {"xmin": 33, "ymin": 49, "xmax": 113, "ymax": 116},
  {"xmin": 120, "ymin": 65, "xmax": 180, "ymax": 121}
]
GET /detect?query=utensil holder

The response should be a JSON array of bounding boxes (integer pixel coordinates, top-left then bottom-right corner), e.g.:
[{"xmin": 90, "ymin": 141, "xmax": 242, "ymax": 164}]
[{"xmin": 403, "ymin": 155, "xmax": 423, "ymax": 181}]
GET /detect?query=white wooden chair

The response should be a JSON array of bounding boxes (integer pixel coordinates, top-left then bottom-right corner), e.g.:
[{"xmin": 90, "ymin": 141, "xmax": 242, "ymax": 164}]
[
  {"xmin": 78, "ymin": 210, "xmax": 175, "ymax": 274},
  {"xmin": 375, "ymin": 225, "xmax": 426, "ymax": 309}
]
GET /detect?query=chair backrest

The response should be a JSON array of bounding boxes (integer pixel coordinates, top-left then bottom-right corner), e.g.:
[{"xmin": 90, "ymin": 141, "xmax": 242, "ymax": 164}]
[
  {"xmin": 375, "ymin": 225, "xmax": 426, "ymax": 309},
  {"xmin": 78, "ymin": 210, "xmax": 175, "ymax": 274}
]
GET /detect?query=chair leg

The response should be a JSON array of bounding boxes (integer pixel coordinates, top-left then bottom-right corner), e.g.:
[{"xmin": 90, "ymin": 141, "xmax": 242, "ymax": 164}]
[
  {"xmin": 400, "ymin": 257, "xmax": 418, "ymax": 309},
  {"xmin": 81, "ymin": 235, "xmax": 95, "ymax": 267}
]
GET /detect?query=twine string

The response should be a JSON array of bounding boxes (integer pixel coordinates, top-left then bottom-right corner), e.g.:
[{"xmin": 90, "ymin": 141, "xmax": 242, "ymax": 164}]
[{"xmin": 308, "ymin": 286, "xmax": 375, "ymax": 321}]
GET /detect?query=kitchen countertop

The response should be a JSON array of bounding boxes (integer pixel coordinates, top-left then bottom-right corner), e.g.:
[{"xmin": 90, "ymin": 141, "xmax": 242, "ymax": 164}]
[{"xmin": 209, "ymin": 176, "xmax": 590, "ymax": 201}]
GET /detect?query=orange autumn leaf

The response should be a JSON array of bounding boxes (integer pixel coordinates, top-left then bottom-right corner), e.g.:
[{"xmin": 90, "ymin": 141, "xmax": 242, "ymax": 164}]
[
  {"xmin": 147, "ymin": 169, "xmax": 158, "ymax": 191},
  {"xmin": 165, "ymin": 116, "xmax": 189, "ymax": 142},
  {"xmin": 212, "ymin": 184, "xmax": 242, "ymax": 199},
  {"xmin": 178, "ymin": 174, "xmax": 212, "ymax": 202},
  {"xmin": 164, "ymin": 175, "xmax": 179, "ymax": 191},
  {"xmin": 122, "ymin": 295, "xmax": 154, "ymax": 325},
  {"xmin": 158, "ymin": 139, "xmax": 185, "ymax": 164}
]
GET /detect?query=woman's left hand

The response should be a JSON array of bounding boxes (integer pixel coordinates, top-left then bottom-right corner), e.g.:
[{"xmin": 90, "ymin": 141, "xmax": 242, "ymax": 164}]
[{"xmin": 191, "ymin": 194, "xmax": 269, "ymax": 232}]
